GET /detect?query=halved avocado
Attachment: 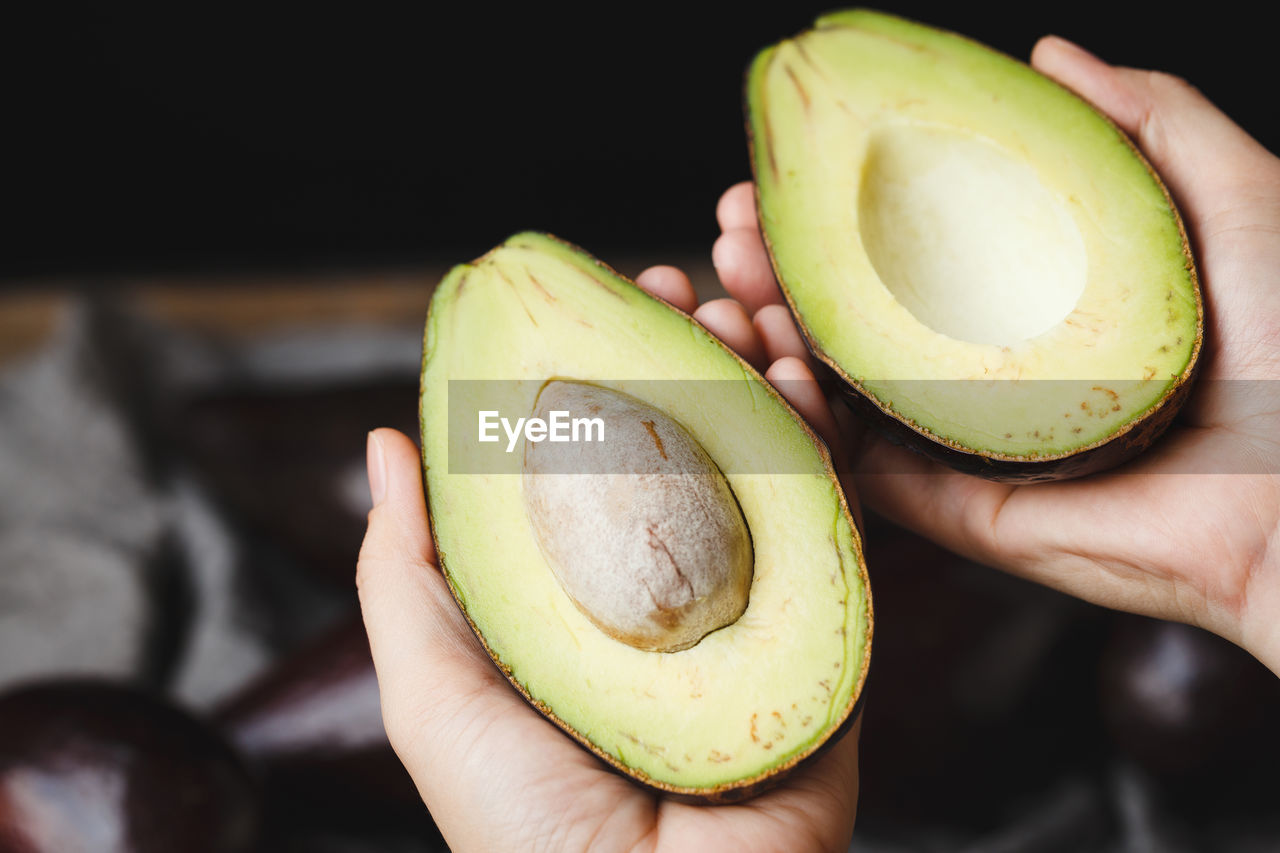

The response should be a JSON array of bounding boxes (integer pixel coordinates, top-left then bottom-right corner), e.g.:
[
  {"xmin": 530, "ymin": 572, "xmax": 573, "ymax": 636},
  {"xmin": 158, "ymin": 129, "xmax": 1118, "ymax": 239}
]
[
  {"xmin": 747, "ymin": 10, "xmax": 1203, "ymax": 481},
  {"xmin": 420, "ymin": 233, "xmax": 871, "ymax": 802}
]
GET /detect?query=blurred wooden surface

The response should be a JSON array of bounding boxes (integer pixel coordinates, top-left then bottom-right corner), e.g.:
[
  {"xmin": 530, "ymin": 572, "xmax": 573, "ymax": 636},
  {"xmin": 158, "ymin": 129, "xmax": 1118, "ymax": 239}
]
[{"xmin": 0, "ymin": 256, "xmax": 721, "ymax": 364}]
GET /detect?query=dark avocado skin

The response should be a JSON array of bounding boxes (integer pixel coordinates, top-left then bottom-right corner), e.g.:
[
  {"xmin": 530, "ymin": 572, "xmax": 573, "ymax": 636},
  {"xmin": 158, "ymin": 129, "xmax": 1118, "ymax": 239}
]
[
  {"xmin": 177, "ymin": 381, "xmax": 419, "ymax": 586},
  {"xmin": 1100, "ymin": 615, "xmax": 1280, "ymax": 778},
  {"xmin": 0, "ymin": 680, "xmax": 259, "ymax": 853},
  {"xmin": 213, "ymin": 617, "xmax": 427, "ymax": 822}
]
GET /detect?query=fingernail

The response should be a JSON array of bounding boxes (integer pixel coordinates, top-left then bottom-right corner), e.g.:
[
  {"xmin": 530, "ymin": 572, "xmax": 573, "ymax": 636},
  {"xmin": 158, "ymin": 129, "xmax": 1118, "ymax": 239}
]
[{"xmin": 367, "ymin": 431, "xmax": 387, "ymax": 507}]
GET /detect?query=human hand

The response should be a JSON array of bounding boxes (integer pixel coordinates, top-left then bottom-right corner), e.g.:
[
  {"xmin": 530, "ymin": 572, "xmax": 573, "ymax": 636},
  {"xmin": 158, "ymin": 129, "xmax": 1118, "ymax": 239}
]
[
  {"xmin": 710, "ymin": 36, "xmax": 1280, "ymax": 675},
  {"xmin": 356, "ymin": 260, "xmax": 864, "ymax": 853}
]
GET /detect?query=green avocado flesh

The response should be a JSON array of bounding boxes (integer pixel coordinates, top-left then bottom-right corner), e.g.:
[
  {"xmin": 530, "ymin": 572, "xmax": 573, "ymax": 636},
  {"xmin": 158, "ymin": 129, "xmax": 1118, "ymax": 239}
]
[
  {"xmin": 421, "ymin": 233, "xmax": 870, "ymax": 797},
  {"xmin": 748, "ymin": 10, "xmax": 1201, "ymax": 464}
]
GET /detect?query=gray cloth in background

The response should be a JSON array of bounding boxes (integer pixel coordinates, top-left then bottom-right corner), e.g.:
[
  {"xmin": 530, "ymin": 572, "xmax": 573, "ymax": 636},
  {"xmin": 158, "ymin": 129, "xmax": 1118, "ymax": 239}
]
[
  {"xmin": 0, "ymin": 298, "xmax": 420, "ymax": 707},
  {"xmin": 0, "ymin": 303, "xmax": 172, "ymax": 687}
]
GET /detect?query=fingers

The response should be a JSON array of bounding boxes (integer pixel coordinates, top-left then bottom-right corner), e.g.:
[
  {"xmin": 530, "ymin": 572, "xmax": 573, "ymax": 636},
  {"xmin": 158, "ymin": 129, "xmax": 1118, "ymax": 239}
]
[
  {"xmin": 716, "ymin": 181, "xmax": 758, "ymax": 231},
  {"xmin": 714, "ymin": 182, "xmax": 786, "ymax": 315},
  {"xmin": 356, "ymin": 429, "xmax": 508, "ymax": 759},
  {"xmin": 713, "ymin": 183, "xmax": 785, "ymax": 319},
  {"xmin": 756, "ymin": 716, "xmax": 865, "ymax": 849},
  {"xmin": 753, "ymin": 304, "xmax": 813, "ymax": 367},
  {"xmin": 358, "ymin": 428, "xmax": 435, "ymax": 582},
  {"xmin": 633, "ymin": 260, "xmax": 771, "ymax": 372},
  {"xmin": 713, "ymin": 229, "xmax": 783, "ymax": 317},
  {"xmin": 793, "ymin": 714, "xmax": 861, "ymax": 838},
  {"xmin": 693, "ymin": 298, "xmax": 768, "ymax": 372},
  {"xmin": 765, "ymin": 357, "xmax": 842, "ymax": 457},
  {"xmin": 1031, "ymin": 36, "xmax": 1279, "ymax": 228},
  {"xmin": 635, "ymin": 265, "xmax": 699, "ymax": 315},
  {"xmin": 358, "ymin": 431, "xmax": 645, "ymax": 850},
  {"xmin": 656, "ymin": 715, "xmax": 861, "ymax": 851}
]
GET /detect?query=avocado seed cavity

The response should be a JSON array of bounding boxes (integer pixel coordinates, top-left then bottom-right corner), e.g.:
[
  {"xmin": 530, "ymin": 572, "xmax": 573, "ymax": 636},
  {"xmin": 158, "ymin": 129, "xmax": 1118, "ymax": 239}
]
[
  {"xmin": 858, "ymin": 124, "xmax": 1087, "ymax": 346},
  {"xmin": 522, "ymin": 381, "xmax": 753, "ymax": 652}
]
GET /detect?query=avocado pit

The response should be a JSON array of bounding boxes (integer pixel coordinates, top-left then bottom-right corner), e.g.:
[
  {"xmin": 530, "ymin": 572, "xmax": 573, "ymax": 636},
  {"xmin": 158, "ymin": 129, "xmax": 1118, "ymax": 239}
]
[{"xmin": 522, "ymin": 381, "xmax": 753, "ymax": 652}]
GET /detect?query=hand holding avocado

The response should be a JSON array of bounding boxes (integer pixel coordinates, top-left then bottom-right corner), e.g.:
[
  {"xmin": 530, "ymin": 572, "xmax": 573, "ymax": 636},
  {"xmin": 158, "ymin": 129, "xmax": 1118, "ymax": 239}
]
[
  {"xmin": 712, "ymin": 35, "xmax": 1280, "ymax": 676},
  {"xmin": 358, "ymin": 424, "xmax": 862, "ymax": 853}
]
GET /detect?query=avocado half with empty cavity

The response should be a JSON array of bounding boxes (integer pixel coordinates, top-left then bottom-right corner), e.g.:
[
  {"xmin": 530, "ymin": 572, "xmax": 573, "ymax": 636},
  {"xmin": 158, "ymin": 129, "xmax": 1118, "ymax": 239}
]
[
  {"xmin": 420, "ymin": 233, "xmax": 871, "ymax": 802},
  {"xmin": 747, "ymin": 10, "xmax": 1203, "ymax": 481}
]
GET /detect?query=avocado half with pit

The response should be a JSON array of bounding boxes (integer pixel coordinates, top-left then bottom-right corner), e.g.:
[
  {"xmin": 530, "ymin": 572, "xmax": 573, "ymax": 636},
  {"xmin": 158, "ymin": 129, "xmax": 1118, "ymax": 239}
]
[
  {"xmin": 747, "ymin": 10, "xmax": 1203, "ymax": 481},
  {"xmin": 420, "ymin": 233, "xmax": 870, "ymax": 802}
]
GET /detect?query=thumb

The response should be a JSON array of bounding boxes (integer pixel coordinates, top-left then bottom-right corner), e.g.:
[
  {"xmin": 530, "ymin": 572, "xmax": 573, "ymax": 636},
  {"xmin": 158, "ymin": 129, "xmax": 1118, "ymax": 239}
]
[
  {"xmin": 355, "ymin": 428, "xmax": 505, "ymax": 768},
  {"xmin": 1030, "ymin": 36, "xmax": 1278, "ymax": 230}
]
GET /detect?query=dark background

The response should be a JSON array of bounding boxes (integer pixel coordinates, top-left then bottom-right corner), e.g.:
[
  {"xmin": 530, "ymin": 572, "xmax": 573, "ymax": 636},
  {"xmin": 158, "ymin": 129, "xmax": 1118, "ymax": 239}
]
[{"xmin": 8, "ymin": 3, "xmax": 1276, "ymax": 281}]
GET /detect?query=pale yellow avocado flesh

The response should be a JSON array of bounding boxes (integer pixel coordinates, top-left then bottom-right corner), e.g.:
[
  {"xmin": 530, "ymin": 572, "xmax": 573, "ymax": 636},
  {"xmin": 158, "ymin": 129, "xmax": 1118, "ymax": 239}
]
[
  {"xmin": 421, "ymin": 233, "xmax": 870, "ymax": 794},
  {"xmin": 749, "ymin": 10, "xmax": 1199, "ymax": 458}
]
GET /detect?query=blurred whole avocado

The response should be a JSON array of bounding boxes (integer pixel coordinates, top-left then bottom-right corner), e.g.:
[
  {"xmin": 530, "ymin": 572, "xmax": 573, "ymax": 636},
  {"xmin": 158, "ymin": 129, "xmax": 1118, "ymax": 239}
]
[
  {"xmin": 213, "ymin": 616, "xmax": 433, "ymax": 828},
  {"xmin": 1100, "ymin": 616, "xmax": 1280, "ymax": 780},
  {"xmin": 175, "ymin": 381, "xmax": 419, "ymax": 588},
  {"xmin": 0, "ymin": 680, "xmax": 259, "ymax": 853}
]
